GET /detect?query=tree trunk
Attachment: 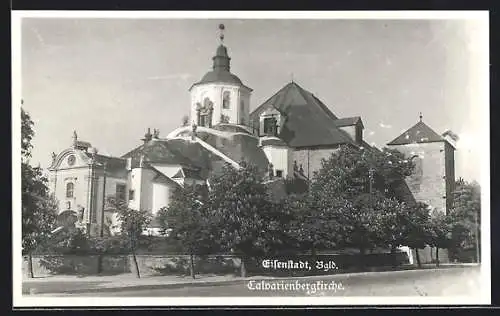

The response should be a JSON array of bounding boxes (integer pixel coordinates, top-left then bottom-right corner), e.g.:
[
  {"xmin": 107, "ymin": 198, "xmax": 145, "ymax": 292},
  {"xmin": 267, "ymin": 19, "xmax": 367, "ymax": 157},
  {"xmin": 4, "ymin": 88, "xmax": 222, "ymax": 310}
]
[
  {"xmin": 27, "ymin": 252, "xmax": 34, "ymax": 278},
  {"xmin": 189, "ymin": 253, "xmax": 195, "ymax": 279},
  {"xmin": 359, "ymin": 247, "xmax": 366, "ymax": 270},
  {"xmin": 415, "ymin": 248, "xmax": 421, "ymax": 268},
  {"xmin": 97, "ymin": 255, "xmax": 103, "ymax": 274},
  {"xmin": 390, "ymin": 246, "xmax": 397, "ymax": 268},
  {"xmin": 132, "ymin": 250, "xmax": 141, "ymax": 278},
  {"xmin": 240, "ymin": 257, "xmax": 247, "ymax": 278},
  {"xmin": 436, "ymin": 247, "xmax": 440, "ymax": 267}
]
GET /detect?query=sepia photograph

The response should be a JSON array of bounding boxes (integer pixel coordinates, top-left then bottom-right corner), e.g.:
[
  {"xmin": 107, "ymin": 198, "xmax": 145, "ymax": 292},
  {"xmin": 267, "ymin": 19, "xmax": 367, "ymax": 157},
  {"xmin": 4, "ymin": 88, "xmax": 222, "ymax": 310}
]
[{"xmin": 12, "ymin": 11, "xmax": 490, "ymax": 307}]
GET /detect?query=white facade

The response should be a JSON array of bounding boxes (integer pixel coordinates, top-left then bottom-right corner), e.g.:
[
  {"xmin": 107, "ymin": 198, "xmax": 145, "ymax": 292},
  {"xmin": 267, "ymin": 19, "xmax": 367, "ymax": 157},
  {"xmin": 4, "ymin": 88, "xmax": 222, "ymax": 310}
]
[
  {"xmin": 152, "ymin": 181, "xmax": 174, "ymax": 216},
  {"xmin": 189, "ymin": 83, "xmax": 252, "ymax": 127},
  {"xmin": 262, "ymin": 144, "xmax": 293, "ymax": 178}
]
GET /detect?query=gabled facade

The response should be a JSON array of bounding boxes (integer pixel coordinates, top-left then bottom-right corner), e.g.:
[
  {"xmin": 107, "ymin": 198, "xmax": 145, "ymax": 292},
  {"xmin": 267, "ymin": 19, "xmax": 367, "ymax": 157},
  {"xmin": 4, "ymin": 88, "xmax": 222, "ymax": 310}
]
[
  {"xmin": 249, "ymin": 81, "xmax": 368, "ymax": 180},
  {"xmin": 48, "ymin": 132, "xmax": 128, "ymax": 236}
]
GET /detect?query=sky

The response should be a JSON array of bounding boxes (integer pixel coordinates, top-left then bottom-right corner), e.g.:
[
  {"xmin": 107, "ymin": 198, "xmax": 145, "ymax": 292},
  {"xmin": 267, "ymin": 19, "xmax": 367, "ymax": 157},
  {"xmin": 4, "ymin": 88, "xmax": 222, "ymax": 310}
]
[{"xmin": 19, "ymin": 17, "xmax": 488, "ymax": 182}]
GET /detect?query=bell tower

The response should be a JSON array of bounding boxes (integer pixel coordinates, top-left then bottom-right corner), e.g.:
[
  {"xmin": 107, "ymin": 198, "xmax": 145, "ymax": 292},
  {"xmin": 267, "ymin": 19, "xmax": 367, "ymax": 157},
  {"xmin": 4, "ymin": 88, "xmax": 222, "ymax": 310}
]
[{"xmin": 189, "ymin": 24, "xmax": 253, "ymax": 128}]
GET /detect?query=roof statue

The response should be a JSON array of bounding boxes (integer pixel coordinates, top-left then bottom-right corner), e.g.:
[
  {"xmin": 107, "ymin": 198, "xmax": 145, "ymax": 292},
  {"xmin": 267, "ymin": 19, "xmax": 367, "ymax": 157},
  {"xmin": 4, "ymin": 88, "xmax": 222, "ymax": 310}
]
[{"xmin": 72, "ymin": 130, "xmax": 78, "ymax": 146}]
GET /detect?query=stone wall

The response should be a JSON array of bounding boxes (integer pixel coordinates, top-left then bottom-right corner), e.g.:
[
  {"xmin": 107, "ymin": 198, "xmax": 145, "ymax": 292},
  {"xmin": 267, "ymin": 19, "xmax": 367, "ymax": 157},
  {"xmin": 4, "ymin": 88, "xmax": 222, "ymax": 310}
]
[
  {"xmin": 411, "ymin": 246, "xmax": 449, "ymax": 265},
  {"xmin": 388, "ymin": 142, "xmax": 448, "ymax": 213},
  {"xmin": 293, "ymin": 147, "xmax": 339, "ymax": 180},
  {"xmin": 22, "ymin": 254, "xmax": 242, "ymax": 278},
  {"xmin": 22, "ymin": 251, "xmax": 420, "ymax": 278}
]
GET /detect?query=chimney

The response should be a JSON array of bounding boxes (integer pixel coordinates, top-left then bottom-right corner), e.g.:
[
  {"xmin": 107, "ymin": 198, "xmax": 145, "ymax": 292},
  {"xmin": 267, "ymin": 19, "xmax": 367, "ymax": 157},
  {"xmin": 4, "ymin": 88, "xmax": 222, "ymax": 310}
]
[{"xmin": 142, "ymin": 128, "xmax": 152, "ymax": 144}]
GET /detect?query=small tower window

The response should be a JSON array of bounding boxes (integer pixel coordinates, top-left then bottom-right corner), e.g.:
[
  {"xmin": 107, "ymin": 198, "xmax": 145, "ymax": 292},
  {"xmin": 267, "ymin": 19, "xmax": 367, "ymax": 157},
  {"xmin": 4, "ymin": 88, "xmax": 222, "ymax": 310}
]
[
  {"xmin": 197, "ymin": 98, "xmax": 213, "ymax": 127},
  {"xmin": 66, "ymin": 182, "xmax": 74, "ymax": 198},
  {"xmin": 223, "ymin": 91, "xmax": 230, "ymax": 109}
]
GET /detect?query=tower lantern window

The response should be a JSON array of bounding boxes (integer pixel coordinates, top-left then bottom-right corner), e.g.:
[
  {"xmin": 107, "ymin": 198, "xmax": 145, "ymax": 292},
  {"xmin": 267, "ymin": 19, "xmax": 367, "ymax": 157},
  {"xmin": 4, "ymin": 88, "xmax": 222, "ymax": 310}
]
[{"xmin": 223, "ymin": 91, "xmax": 230, "ymax": 109}]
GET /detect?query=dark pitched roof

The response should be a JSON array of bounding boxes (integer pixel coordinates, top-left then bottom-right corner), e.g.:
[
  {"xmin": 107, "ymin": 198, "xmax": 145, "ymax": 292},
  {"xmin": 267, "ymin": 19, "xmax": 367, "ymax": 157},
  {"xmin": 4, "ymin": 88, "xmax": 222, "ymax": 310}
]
[
  {"xmin": 387, "ymin": 121, "xmax": 445, "ymax": 146},
  {"xmin": 182, "ymin": 168, "xmax": 204, "ymax": 180},
  {"xmin": 250, "ymin": 82, "xmax": 356, "ymax": 148},
  {"xmin": 122, "ymin": 137, "xmax": 226, "ymax": 180},
  {"xmin": 149, "ymin": 165, "xmax": 182, "ymax": 187},
  {"xmin": 198, "ymin": 70, "xmax": 243, "ymax": 86},
  {"xmin": 121, "ymin": 140, "xmax": 193, "ymax": 166},
  {"xmin": 334, "ymin": 116, "xmax": 364, "ymax": 128},
  {"xmin": 85, "ymin": 153, "xmax": 127, "ymax": 174}
]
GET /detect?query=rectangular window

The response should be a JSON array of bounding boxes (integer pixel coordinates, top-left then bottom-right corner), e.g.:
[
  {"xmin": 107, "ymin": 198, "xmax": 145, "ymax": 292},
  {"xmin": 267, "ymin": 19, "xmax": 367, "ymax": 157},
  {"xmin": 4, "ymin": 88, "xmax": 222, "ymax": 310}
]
[
  {"xmin": 116, "ymin": 184, "xmax": 127, "ymax": 201},
  {"xmin": 129, "ymin": 190, "xmax": 135, "ymax": 201},
  {"xmin": 276, "ymin": 170, "xmax": 283, "ymax": 178},
  {"xmin": 66, "ymin": 182, "xmax": 74, "ymax": 198},
  {"xmin": 200, "ymin": 114, "xmax": 209, "ymax": 127},
  {"xmin": 223, "ymin": 91, "xmax": 230, "ymax": 109},
  {"xmin": 263, "ymin": 117, "xmax": 276, "ymax": 135}
]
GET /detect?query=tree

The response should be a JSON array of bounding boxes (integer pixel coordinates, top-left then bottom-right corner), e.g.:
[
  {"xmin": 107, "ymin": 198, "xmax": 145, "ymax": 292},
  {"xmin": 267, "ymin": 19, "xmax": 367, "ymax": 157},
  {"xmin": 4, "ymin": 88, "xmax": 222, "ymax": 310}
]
[
  {"xmin": 310, "ymin": 145, "xmax": 414, "ymax": 202},
  {"xmin": 182, "ymin": 115, "xmax": 189, "ymax": 127},
  {"xmin": 107, "ymin": 197, "xmax": 151, "ymax": 278},
  {"xmin": 400, "ymin": 202, "xmax": 430, "ymax": 267},
  {"xmin": 21, "ymin": 108, "xmax": 58, "ymax": 278},
  {"xmin": 307, "ymin": 145, "xmax": 416, "ymax": 255},
  {"xmin": 156, "ymin": 185, "xmax": 214, "ymax": 279},
  {"xmin": 204, "ymin": 161, "xmax": 280, "ymax": 277},
  {"xmin": 294, "ymin": 192, "xmax": 348, "ymax": 255},
  {"xmin": 448, "ymin": 181, "xmax": 481, "ymax": 262},
  {"xmin": 427, "ymin": 209, "xmax": 452, "ymax": 267}
]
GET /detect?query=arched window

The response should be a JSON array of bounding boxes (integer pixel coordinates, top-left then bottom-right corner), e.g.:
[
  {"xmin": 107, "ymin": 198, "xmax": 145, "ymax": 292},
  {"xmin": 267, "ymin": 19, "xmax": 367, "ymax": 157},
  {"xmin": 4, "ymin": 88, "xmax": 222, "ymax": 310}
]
[
  {"xmin": 66, "ymin": 182, "xmax": 74, "ymax": 198},
  {"xmin": 199, "ymin": 97, "xmax": 213, "ymax": 127},
  {"xmin": 203, "ymin": 97, "xmax": 212, "ymax": 109},
  {"xmin": 222, "ymin": 91, "xmax": 230, "ymax": 109}
]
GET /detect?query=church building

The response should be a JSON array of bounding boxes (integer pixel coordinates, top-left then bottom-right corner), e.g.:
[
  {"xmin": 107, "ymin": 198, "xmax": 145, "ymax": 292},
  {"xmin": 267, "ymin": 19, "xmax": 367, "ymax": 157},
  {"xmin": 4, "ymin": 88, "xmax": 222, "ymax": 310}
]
[{"xmin": 47, "ymin": 24, "xmax": 457, "ymax": 237}]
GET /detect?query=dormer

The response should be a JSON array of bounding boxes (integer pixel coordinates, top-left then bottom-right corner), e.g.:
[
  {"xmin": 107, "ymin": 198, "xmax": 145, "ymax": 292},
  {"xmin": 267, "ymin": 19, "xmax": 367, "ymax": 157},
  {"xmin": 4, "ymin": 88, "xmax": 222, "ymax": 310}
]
[
  {"xmin": 259, "ymin": 107, "xmax": 284, "ymax": 137},
  {"xmin": 334, "ymin": 116, "xmax": 364, "ymax": 144}
]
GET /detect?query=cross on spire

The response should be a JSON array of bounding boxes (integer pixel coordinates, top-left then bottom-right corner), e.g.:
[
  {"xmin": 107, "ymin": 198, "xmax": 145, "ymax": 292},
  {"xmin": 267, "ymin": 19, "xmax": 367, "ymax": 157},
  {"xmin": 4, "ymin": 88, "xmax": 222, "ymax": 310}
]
[
  {"xmin": 419, "ymin": 112, "xmax": 423, "ymax": 122},
  {"xmin": 291, "ymin": 72, "xmax": 294, "ymax": 83},
  {"xmin": 218, "ymin": 23, "xmax": 225, "ymax": 44}
]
